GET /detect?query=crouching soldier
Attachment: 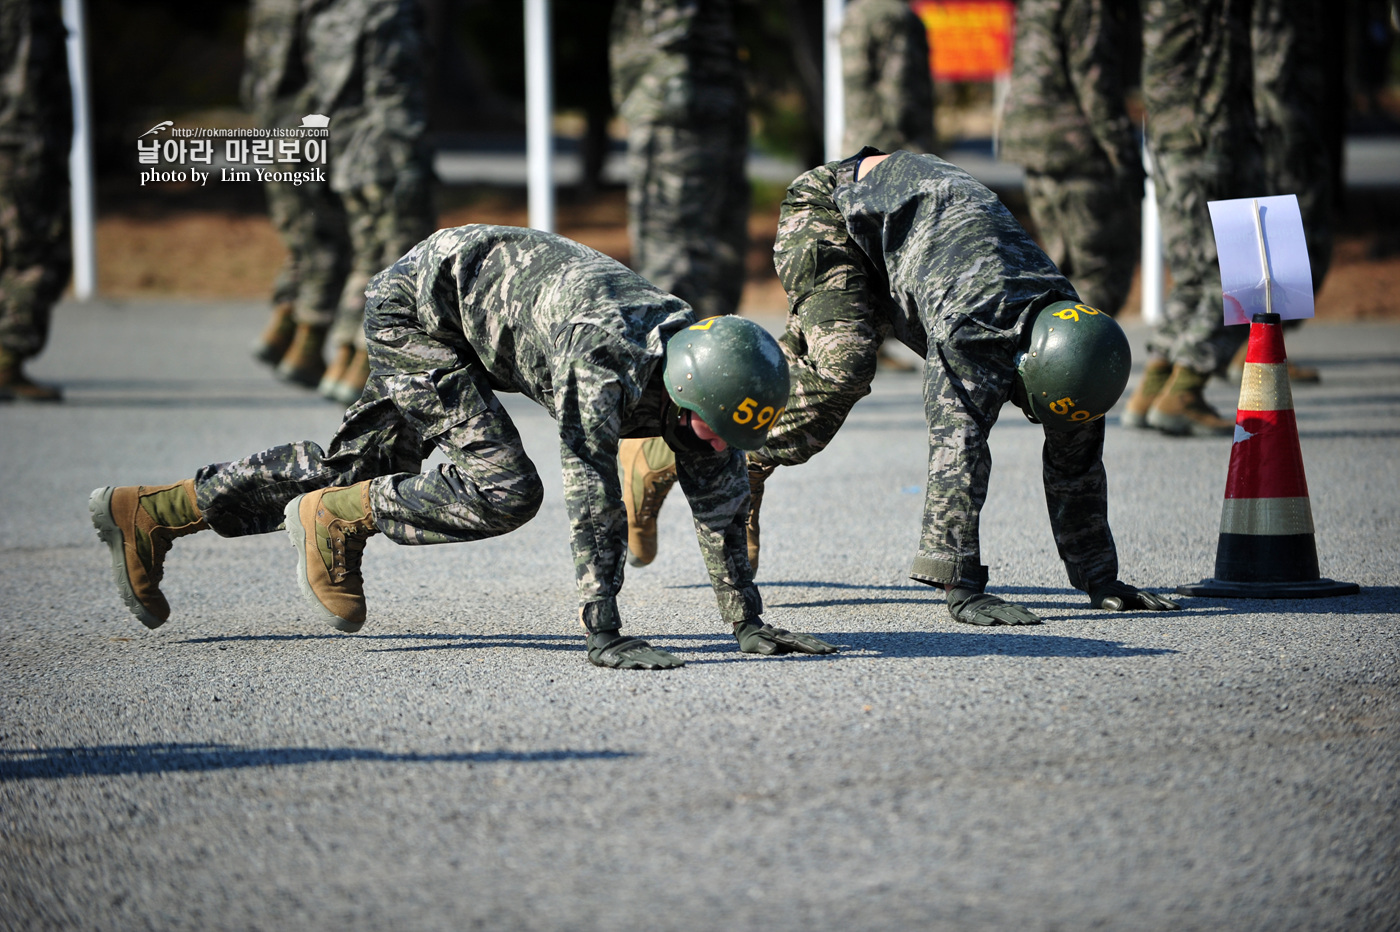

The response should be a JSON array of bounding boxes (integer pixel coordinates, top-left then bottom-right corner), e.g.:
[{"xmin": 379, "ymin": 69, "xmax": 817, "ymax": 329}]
[
  {"xmin": 89, "ymin": 225, "xmax": 837, "ymax": 669},
  {"xmin": 745, "ymin": 148, "xmax": 1180, "ymax": 625}
]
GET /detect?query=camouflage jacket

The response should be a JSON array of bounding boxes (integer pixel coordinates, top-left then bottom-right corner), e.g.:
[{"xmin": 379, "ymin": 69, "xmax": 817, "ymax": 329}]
[
  {"xmin": 776, "ymin": 151, "xmax": 1120, "ymax": 590},
  {"xmin": 365, "ymin": 225, "xmax": 762, "ymax": 631},
  {"xmin": 999, "ymin": 0, "xmax": 1141, "ymax": 179}
]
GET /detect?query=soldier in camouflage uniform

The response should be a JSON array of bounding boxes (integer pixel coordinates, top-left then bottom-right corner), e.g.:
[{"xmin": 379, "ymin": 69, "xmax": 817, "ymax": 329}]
[
  {"xmin": 243, "ymin": 0, "xmax": 353, "ymax": 385},
  {"xmin": 311, "ymin": 0, "xmax": 436, "ymax": 405},
  {"xmin": 246, "ymin": 0, "xmax": 435, "ymax": 404},
  {"xmin": 1000, "ymin": 0, "xmax": 1142, "ymax": 317},
  {"xmin": 839, "ymin": 0, "xmax": 936, "ymax": 156},
  {"xmin": 747, "ymin": 149, "xmax": 1179, "ymax": 625},
  {"xmin": 610, "ymin": 0, "xmax": 751, "ymax": 568},
  {"xmin": 89, "ymin": 226, "xmax": 836, "ymax": 670},
  {"xmin": 0, "ymin": 0, "xmax": 71, "ymax": 402},
  {"xmin": 1121, "ymin": 0, "xmax": 1263, "ymax": 436}
]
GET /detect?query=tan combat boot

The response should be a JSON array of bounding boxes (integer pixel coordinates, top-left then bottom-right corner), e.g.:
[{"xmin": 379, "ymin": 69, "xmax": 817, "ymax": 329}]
[
  {"xmin": 284, "ymin": 482, "xmax": 378, "ymax": 632},
  {"xmin": 746, "ymin": 461, "xmax": 775, "ymax": 574},
  {"xmin": 89, "ymin": 480, "xmax": 208, "ymax": 628},
  {"xmin": 1146, "ymin": 364, "xmax": 1235, "ymax": 436},
  {"xmin": 252, "ymin": 301, "xmax": 296, "ymax": 365},
  {"xmin": 620, "ymin": 437, "xmax": 677, "ymax": 567},
  {"xmin": 1226, "ymin": 339, "xmax": 1319, "ymax": 385},
  {"xmin": 328, "ymin": 347, "xmax": 370, "ymax": 405},
  {"xmin": 1120, "ymin": 357, "xmax": 1172, "ymax": 429},
  {"xmin": 275, "ymin": 322, "xmax": 328, "ymax": 388},
  {"xmin": 0, "ymin": 347, "xmax": 62, "ymax": 402},
  {"xmin": 317, "ymin": 343, "xmax": 355, "ymax": 400}
]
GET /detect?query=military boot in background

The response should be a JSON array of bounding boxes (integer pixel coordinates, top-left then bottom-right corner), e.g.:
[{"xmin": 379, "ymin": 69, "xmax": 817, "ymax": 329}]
[
  {"xmin": 285, "ymin": 482, "xmax": 379, "ymax": 632},
  {"xmin": 88, "ymin": 480, "xmax": 208, "ymax": 628},
  {"xmin": 317, "ymin": 342, "xmax": 355, "ymax": 400},
  {"xmin": 746, "ymin": 461, "xmax": 775, "ymax": 574},
  {"xmin": 252, "ymin": 301, "xmax": 296, "ymax": 365},
  {"xmin": 327, "ymin": 347, "xmax": 370, "ymax": 405},
  {"xmin": 1120, "ymin": 357, "xmax": 1172, "ymax": 429},
  {"xmin": 1146, "ymin": 364, "xmax": 1235, "ymax": 436},
  {"xmin": 275, "ymin": 322, "xmax": 328, "ymax": 388},
  {"xmin": 620, "ymin": 437, "xmax": 677, "ymax": 567},
  {"xmin": 1226, "ymin": 339, "xmax": 1319, "ymax": 385},
  {"xmin": 0, "ymin": 346, "xmax": 62, "ymax": 402}
]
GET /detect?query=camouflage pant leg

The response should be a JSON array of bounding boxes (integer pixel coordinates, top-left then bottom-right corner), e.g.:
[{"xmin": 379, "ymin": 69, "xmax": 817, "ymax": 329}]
[
  {"xmin": 331, "ymin": 176, "xmax": 436, "ymax": 350},
  {"xmin": 193, "ymin": 372, "xmax": 543, "ymax": 546},
  {"xmin": 1143, "ymin": 146, "xmax": 1251, "ymax": 373},
  {"xmin": 0, "ymin": 144, "xmax": 70, "ymax": 358},
  {"xmin": 265, "ymin": 177, "xmax": 350, "ymax": 327},
  {"xmin": 908, "ymin": 329, "xmax": 1019, "ymax": 591},
  {"xmin": 749, "ymin": 311, "xmax": 880, "ymax": 470},
  {"xmin": 1023, "ymin": 170, "xmax": 1141, "ymax": 316},
  {"xmin": 627, "ymin": 113, "xmax": 749, "ymax": 319}
]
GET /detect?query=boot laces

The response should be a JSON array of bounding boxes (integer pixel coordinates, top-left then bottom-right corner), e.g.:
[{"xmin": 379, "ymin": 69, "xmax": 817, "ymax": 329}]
[{"xmin": 636, "ymin": 471, "xmax": 677, "ymax": 521}]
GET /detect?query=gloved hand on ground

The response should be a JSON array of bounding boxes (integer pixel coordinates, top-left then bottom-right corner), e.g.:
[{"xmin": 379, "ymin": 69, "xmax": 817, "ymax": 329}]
[
  {"xmin": 587, "ymin": 630, "xmax": 684, "ymax": 669},
  {"xmin": 733, "ymin": 621, "xmax": 839, "ymax": 655},
  {"xmin": 1088, "ymin": 579, "xmax": 1181, "ymax": 612},
  {"xmin": 946, "ymin": 586, "xmax": 1041, "ymax": 626}
]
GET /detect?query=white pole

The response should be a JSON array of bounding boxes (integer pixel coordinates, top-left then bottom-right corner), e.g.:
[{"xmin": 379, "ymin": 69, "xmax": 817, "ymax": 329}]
[
  {"xmin": 823, "ymin": 0, "xmax": 845, "ymax": 163},
  {"xmin": 524, "ymin": 0, "xmax": 554, "ymax": 233},
  {"xmin": 62, "ymin": 0, "xmax": 97, "ymax": 300},
  {"xmin": 1140, "ymin": 134, "xmax": 1163, "ymax": 324}
]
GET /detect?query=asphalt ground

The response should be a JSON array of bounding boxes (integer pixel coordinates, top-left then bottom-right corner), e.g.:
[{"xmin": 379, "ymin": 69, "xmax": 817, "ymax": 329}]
[{"xmin": 2, "ymin": 298, "xmax": 1397, "ymax": 931}]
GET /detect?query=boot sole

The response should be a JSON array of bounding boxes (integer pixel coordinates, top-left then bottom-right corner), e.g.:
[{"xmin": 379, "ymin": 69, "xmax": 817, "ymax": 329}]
[
  {"xmin": 283, "ymin": 496, "xmax": 364, "ymax": 633},
  {"xmin": 88, "ymin": 487, "xmax": 165, "ymax": 629},
  {"xmin": 1144, "ymin": 411, "xmax": 1233, "ymax": 437}
]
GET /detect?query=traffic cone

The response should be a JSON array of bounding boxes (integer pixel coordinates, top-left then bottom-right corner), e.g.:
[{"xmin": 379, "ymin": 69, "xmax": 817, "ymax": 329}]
[{"xmin": 1177, "ymin": 313, "xmax": 1358, "ymax": 598}]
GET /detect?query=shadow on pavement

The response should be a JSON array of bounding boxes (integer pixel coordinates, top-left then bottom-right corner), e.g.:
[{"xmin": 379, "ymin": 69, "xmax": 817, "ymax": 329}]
[
  {"xmin": 661, "ymin": 629, "xmax": 1177, "ymax": 663},
  {"xmin": 0, "ymin": 742, "xmax": 633, "ymax": 781},
  {"xmin": 180, "ymin": 632, "xmax": 581, "ymax": 653}
]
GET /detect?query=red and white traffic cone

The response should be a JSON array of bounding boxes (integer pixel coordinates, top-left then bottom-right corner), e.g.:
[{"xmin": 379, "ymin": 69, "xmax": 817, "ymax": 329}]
[{"xmin": 1177, "ymin": 313, "xmax": 1358, "ymax": 598}]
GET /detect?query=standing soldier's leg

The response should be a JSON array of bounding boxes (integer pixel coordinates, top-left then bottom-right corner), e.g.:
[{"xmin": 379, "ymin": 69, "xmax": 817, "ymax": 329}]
[
  {"xmin": 274, "ymin": 180, "xmax": 350, "ymax": 387},
  {"xmin": 253, "ymin": 181, "xmax": 306, "ymax": 365},
  {"xmin": 0, "ymin": 142, "xmax": 71, "ymax": 403},
  {"xmin": 1043, "ymin": 173, "xmax": 1141, "ymax": 317}
]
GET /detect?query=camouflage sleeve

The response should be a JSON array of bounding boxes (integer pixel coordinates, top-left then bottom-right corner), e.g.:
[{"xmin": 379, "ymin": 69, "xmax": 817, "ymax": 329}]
[
  {"xmin": 674, "ymin": 448, "xmax": 763, "ymax": 625},
  {"xmin": 553, "ymin": 324, "xmax": 650, "ymax": 632},
  {"xmin": 1041, "ymin": 420, "xmax": 1119, "ymax": 591},
  {"xmin": 774, "ymin": 164, "xmax": 874, "ymax": 331}
]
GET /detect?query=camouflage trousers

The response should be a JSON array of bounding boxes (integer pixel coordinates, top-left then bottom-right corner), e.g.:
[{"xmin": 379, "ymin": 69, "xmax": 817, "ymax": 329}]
[
  {"xmin": 328, "ymin": 176, "xmax": 435, "ymax": 350},
  {"xmin": 193, "ymin": 295, "xmax": 544, "ymax": 545},
  {"xmin": 266, "ymin": 177, "xmax": 350, "ymax": 327},
  {"xmin": 0, "ymin": 143, "xmax": 71, "ymax": 359},
  {"xmin": 1023, "ymin": 170, "xmax": 1141, "ymax": 317},
  {"xmin": 626, "ymin": 114, "xmax": 749, "ymax": 320},
  {"xmin": 752, "ymin": 309, "xmax": 1116, "ymax": 592},
  {"xmin": 1144, "ymin": 144, "xmax": 1255, "ymax": 373}
]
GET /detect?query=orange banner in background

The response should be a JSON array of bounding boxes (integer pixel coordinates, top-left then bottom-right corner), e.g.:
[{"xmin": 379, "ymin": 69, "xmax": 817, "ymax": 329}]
[{"xmin": 911, "ymin": 0, "xmax": 1016, "ymax": 82}]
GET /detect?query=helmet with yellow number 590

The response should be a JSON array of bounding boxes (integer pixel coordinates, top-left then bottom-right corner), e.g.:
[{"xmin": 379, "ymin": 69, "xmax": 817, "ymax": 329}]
[
  {"xmin": 663, "ymin": 316, "xmax": 790, "ymax": 451},
  {"xmin": 1015, "ymin": 300, "xmax": 1131, "ymax": 431}
]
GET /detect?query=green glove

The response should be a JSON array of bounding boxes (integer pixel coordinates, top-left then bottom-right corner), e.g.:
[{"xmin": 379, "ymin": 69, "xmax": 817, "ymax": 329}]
[
  {"xmin": 733, "ymin": 621, "xmax": 839, "ymax": 655},
  {"xmin": 1089, "ymin": 580, "xmax": 1181, "ymax": 612},
  {"xmin": 586, "ymin": 631, "xmax": 684, "ymax": 669},
  {"xmin": 946, "ymin": 586, "xmax": 1041, "ymax": 626}
]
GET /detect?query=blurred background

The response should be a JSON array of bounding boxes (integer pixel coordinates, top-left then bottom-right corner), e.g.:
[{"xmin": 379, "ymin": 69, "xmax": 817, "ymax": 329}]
[{"xmin": 83, "ymin": 0, "xmax": 1400, "ymax": 319}]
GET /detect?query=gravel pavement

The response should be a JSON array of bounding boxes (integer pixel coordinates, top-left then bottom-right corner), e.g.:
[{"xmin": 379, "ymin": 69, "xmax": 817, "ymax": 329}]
[{"xmin": 2, "ymin": 298, "xmax": 1397, "ymax": 931}]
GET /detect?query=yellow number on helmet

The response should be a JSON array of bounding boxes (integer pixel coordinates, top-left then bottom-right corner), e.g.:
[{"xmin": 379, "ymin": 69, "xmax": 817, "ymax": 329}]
[
  {"xmin": 1052, "ymin": 308, "xmax": 1080, "ymax": 322},
  {"xmin": 732, "ymin": 397, "xmax": 757, "ymax": 424},
  {"xmin": 688, "ymin": 317, "xmax": 719, "ymax": 331},
  {"xmin": 1049, "ymin": 396, "xmax": 1076, "ymax": 416},
  {"xmin": 1075, "ymin": 303, "xmax": 1102, "ymax": 316}
]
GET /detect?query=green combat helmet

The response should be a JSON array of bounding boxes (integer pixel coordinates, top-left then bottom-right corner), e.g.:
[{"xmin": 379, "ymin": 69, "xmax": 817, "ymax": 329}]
[
  {"xmin": 664, "ymin": 316, "xmax": 790, "ymax": 451},
  {"xmin": 1015, "ymin": 300, "xmax": 1132, "ymax": 430}
]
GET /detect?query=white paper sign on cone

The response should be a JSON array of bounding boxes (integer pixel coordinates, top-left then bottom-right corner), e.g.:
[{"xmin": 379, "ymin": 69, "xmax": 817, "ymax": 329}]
[{"xmin": 1207, "ymin": 194, "xmax": 1315, "ymax": 326}]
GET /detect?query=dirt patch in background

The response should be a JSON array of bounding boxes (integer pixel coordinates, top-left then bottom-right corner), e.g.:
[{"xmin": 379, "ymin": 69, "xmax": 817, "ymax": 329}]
[{"xmin": 92, "ymin": 178, "xmax": 1400, "ymax": 321}]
